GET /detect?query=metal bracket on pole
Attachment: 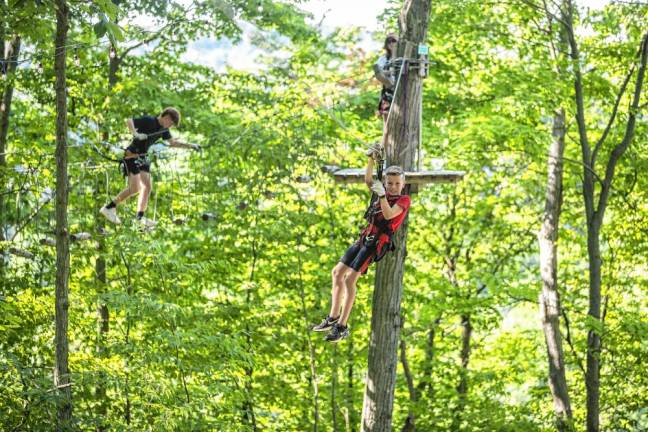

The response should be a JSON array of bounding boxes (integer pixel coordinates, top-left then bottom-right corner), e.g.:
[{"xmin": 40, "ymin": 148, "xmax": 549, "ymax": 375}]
[{"xmin": 388, "ymin": 50, "xmax": 430, "ymax": 78}]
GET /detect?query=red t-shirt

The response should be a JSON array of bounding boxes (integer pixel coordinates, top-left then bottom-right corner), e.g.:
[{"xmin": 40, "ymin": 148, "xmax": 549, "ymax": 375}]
[{"xmin": 367, "ymin": 194, "xmax": 411, "ymax": 234}]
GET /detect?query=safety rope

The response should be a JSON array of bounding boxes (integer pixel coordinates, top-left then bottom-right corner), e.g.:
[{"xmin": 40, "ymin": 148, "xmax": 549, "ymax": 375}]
[
  {"xmin": 368, "ymin": 57, "xmax": 407, "ymax": 219},
  {"xmin": 400, "ymin": 59, "xmax": 410, "ymax": 160}
]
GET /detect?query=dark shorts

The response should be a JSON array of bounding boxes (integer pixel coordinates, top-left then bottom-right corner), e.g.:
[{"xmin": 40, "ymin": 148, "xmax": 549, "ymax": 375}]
[
  {"xmin": 121, "ymin": 156, "xmax": 151, "ymax": 177},
  {"xmin": 340, "ymin": 239, "xmax": 377, "ymax": 275},
  {"xmin": 378, "ymin": 87, "xmax": 394, "ymax": 116}
]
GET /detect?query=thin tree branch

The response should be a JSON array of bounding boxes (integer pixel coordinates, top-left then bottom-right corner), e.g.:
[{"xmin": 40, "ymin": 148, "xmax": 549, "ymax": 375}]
[
  {"xmin": 591, "ymin": 63, "xmax": 638, "ymax": 166},
  {"xmin": 563, "ymin": 0, "xmax": 597, "ymax": 222},
  {"xmin": 561, "ymin": 309, "xmax": 586, "ymax": 377},
  {"xmin": 595, "ymin": 31, "xmax": 648, "ymax": 226},
  {"xmin": 399, "ymin": 334, "xmax": 417, "ymax": 432},
  {"xmin": 518, "ymin": 0, "xmax": 569, "ymax": 27},
  {"xmin": 565, "ymin": 136, "xmax": 605, "ymax": 185},
  {"xmin": 119, "ymin": 6, "xmax": 200, "ymax": 58},
  {"xmin": 399, "ymin": 337, "xmax": 417, "ymax": 402}
]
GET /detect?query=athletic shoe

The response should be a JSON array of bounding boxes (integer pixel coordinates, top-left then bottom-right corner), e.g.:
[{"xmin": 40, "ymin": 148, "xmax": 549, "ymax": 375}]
[
  {"xmin": 312, "ymin": 315, "xmax": 338, "ymax": 332},
  {"xmin": 325, "ymin": 323, "xmax": 349, "ymax": 343},
  {"xmin": 100, "ymin": 206, "xmax": 121, "ymax": 224},
  {"xmin": 139, "ymin": 217, "xmax": 156, "ymax": 231}
]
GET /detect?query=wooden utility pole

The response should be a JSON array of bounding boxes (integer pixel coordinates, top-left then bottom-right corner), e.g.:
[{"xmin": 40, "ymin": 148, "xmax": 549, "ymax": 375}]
[
  {"xmin": 360, "ymin": 1, "xmax": 432, "ymax": 431},
  {"xmin": 54, "ymin": 0, "xmax": 72, "ymax": 426}
]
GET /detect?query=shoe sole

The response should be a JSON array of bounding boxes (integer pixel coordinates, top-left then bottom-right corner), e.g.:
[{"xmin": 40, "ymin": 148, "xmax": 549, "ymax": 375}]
[
  {"xmin": 312, "ymin": 326, "xmax": 335, "ymax": 332},
  {"xmin": 325, "ymin": 336, "xmax": 347, "ymax": 343},
  {"xmin": 99, "ymin": 210, "xmax": 120, "ymax": 225}
]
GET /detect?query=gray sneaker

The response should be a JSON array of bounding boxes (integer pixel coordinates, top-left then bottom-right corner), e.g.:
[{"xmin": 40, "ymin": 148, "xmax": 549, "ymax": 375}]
[
  {"xmin": 312, "ymin": 315, "xmax": 338, "ymax": 332},
  {"xmin": 138, "ymin": 217, "xmax": 156, "ymax": 231},
  {"xmin": 100, "ymin": 206, "xmax": 121, "ymax": 224},
  {"xmin": 325, "ymin": 323, "xmax": 349, "ymax": 343}
]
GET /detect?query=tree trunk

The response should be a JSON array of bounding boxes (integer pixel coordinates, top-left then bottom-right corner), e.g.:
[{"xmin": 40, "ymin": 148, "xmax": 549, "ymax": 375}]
[
  {"xmin": 96, "ymin": 253, "xmax": 109, "ymax": 432},
  {"xmin": 538, "ymin": 108, "xmax": 573, "ymax": 431},
  {"xmin": 416, "ymin": 317, "xmax": 440, "ymax": 401},
  {"xmin": 121, "ymin": 252, "xmax": 133, "ymax": 426},
  {"xmin": 586, "ymin": 32, "xmax": 647, "ymax": 432},
  {"xmin": 332, "ymin": 345, "xmax": 339, "ymax": 431},
  {"xmin": 360, "ymin": 1, "xmax": 431, "ymax": 431},
  {"xmin": 347, "ymin": 340, "xmax": 356, "ymax": 432},
  {"xmin": 0, "ymin": 24, "xmax": 4, "ymax": 256},
  {"xmin": 53, "ymin": 0, "xmax": 72, "ymax": 426},
  {"xmin": 0, "ymin": 35, "xmax": 20, "ymax": 163},
  {"xmin": 242, "ymin": 238, "xmax": 257, "ymax": 431},
  {"xmin": 361, "ymin": 225, "xmax": 409, "ymax": 432},
  {"xmin": 563, "ymin": 0, "xmax": 648, "ymax": 427},
  {"xmin": 0, "ymin": 35, "xmax": 21, "ymax": 271},
  {"xmin": 451, "ymin": 314, "xmax": 472, "ymax": 431},
  {"xmin": 297, "ymin": 252, "xmax": 319, "ymax": 432},
  {"xmin": 584, "ymin": 225, "xmax": 602, "ymax": 432}
]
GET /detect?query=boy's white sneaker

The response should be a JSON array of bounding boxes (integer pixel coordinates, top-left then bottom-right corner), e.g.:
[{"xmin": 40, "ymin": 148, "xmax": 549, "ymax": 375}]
[
  {"xmin": 100, "ymin": 206, "xmax": 121, "ymax": 224},
  {"xmin": 139, "ymin": 217, "xmax": 156, "ymax": 231}
]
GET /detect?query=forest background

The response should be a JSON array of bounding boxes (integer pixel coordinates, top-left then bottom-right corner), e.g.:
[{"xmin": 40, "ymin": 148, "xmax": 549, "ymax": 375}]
[{"xmin": 0, "ymin": 0, "xmax": 646, "ymax": 431}]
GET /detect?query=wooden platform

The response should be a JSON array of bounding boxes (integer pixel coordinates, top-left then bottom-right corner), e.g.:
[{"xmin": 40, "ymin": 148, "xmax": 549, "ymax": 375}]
[{"xmin": 332, "ymin": 168, "xmax": 465, "ymax": 185}]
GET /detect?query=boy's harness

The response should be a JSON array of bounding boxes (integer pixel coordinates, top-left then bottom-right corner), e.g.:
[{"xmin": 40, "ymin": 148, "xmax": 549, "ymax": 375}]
[
  {"xmin": 119, "ymin": 150, "xmax": 149, "ymax": 177},
  {"xmin": 361, "ymin": 197, "xmax": 397, "ymax": 263}
]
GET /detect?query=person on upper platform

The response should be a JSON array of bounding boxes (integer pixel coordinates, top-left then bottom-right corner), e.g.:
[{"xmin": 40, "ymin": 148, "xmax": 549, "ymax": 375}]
[{"xmin": 374, "ymin": 34, "xmax": 398, "ymax": 121}]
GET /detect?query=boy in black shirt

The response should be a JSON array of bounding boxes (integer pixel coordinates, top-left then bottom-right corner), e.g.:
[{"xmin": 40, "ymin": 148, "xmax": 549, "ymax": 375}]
[{"xmin": 100, "ymin": 107, "xmax": 200, "ymax": 228}]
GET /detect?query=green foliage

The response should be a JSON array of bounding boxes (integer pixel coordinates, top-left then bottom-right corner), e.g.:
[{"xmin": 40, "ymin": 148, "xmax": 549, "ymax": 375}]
[{"xmin": 1, "ymin": 0, "xmax": 647, "ymax": 431}]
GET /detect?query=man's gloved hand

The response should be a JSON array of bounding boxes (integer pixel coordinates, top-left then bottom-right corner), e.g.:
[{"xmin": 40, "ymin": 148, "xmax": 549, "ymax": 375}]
[
  {"xmin": 371, "ymin": 180, "xmax": 386, "ymax": 197},
  {"xmin": 133, "ymin": 131, "xmax": 148, "ymax": 141}
]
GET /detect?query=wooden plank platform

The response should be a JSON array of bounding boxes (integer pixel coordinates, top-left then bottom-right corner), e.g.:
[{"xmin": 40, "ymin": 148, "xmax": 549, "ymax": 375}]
[{"xmin": 332, "ymin": 168, "xmax": 465, "ymax": 185}]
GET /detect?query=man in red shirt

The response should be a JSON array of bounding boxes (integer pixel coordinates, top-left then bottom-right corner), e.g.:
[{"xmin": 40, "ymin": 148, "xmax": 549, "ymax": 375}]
[{"xmin": 313, "ymin": 143, "xmax": 411, "ymax": 342}]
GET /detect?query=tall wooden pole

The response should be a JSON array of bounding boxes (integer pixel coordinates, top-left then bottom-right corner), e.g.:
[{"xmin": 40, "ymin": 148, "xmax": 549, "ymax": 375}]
[{"xmin": 360, "ymin": 1, "xmax": 432, "ymax": 431}]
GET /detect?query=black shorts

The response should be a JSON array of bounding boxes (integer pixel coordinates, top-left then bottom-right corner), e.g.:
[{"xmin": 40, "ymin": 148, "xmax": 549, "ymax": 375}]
[
  {"xmin": 121, "ymin": 156, "xmax": 151, "ymax": 177},
  {"xmin": 340, "ymin": 239, "xmax": 377, "ymax": 275},
  {"xmin": 378, "ymin": 87, "xmax": 394, "ymax": 116}
]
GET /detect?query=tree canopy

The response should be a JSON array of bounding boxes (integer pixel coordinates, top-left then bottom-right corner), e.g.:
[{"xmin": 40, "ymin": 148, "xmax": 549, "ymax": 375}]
[{"xmin": 1, "ymin": 0, "xmax": 646, "ymax": 431}]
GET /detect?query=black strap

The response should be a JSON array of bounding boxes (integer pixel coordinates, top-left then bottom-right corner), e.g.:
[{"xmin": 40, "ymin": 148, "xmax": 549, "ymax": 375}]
[{"xmin": 89, "ymin": 141, "xmax": 123, "ymax": 163}]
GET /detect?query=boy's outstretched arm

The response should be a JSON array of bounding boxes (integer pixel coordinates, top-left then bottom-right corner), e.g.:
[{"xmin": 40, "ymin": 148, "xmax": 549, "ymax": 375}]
[{"xmin": 168, "ymin": 137, "xmax": 201, "ymax": 151}]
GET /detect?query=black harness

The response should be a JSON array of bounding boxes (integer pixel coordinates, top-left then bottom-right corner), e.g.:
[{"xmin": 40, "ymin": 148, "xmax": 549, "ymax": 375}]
[
  {"xmin": 362, "ymin": 195, "xmax": 397, "ymax": 263},
  {"xmin": 119, "ymin": 127, "xmax": 170, "ymax": 176},
  {"xmin": 119, "ymin": 154, "xmax": 149, "ymax": 177}
]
